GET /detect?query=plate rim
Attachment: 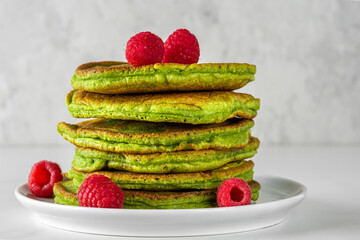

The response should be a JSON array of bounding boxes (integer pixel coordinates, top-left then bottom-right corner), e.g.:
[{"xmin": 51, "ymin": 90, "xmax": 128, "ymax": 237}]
[{"xmin": 15, "ymin": 175, "xmax": 307, "ymax": 236}]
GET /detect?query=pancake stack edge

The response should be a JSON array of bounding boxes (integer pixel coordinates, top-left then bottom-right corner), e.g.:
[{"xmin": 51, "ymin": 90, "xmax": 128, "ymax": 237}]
[{"xmin": 55, "ymin": 61, "xmax": 260, "ymax": 209}]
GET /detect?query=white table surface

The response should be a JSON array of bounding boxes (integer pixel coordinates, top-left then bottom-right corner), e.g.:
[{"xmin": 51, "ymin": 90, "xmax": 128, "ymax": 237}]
[{"xmin": 1, "ymin": 144, "xmax": 359, "ymax": 240}]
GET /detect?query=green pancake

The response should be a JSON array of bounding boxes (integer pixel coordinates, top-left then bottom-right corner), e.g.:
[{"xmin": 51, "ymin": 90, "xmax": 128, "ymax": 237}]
[
  {"xmin": 71, "ymin": 61, "xmax": 256, "ymax": 94},
  {"xmin": 65, "ymin": 160, "xmax": 254, "ymax": 191},
  {"xmin": 58, "ymin": 118, "xmax": 254, "ymax": 154},
  {"xmin": 66, "ymin": 90, "xmax": 260, "ymax": 124},
  {"xmin": 53, "ymin": 179, "xmax": 260, "ymax": 209},
  {"xmin": 72, "ymin": 137, "xmax": 260, "ymax": 173}
]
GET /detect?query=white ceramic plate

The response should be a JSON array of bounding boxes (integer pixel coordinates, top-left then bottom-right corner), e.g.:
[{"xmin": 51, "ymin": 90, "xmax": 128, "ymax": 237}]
[{"xmin": 15, "ymin": 175, "xmax": 306, "ymax": 237}]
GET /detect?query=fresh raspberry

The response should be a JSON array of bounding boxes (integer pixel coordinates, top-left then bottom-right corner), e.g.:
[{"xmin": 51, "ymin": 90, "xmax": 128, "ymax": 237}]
[
  {"xmin": 28, "ymin": 160, "xmax": 63, "ymax": 197},
  {"xmin": 163, "ymin": 29, "xmax": 200, "ymax": 64},
  {"xmin": 217, "ymin": 177, "xmax": 252, "ymax": 207},
  {"xmin": 77, "ymin": 174, "xmax": 124, "ymax": 208},
  {"xmin": 125, "ymin": 31, "xmax": 164, "ymax": 67}
]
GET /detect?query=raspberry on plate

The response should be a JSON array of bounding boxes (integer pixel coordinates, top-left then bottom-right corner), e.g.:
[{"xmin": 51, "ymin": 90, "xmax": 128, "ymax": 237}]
[
  {"xmin": 77, "ymin": 174, "xmax": 124, "ymax": 208},
  {"xmin": 163, "ymin": 29, "xmax": 200, "ymax": 64},
  {"xmin": 126, "ymin": 31, "xmax": 164, "ymax": 67},
  {"xmin": 217, "ymin": 177, "xmax": 252, "ymax": 207},
  {"xmin": 28, "ymin": 160, "xmax": 63, "ymax": 197}
]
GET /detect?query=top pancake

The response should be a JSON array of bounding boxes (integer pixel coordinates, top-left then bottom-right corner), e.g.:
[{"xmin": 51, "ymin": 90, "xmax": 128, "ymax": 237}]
[{"xmin": 71, "ymin": 61, "xmax": 256, "ymax": 94}]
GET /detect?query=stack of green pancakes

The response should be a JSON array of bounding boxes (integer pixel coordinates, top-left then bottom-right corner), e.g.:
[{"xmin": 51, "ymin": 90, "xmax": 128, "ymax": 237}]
[{"xmin": 54, "ymin": 61, "xmax": 261, "ymax": 209}]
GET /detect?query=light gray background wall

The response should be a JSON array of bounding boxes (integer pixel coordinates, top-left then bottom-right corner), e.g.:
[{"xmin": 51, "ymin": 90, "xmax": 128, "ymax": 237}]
[{"xmin": 0, "ymin": 0, "xmax": 359, "ymax": 146}]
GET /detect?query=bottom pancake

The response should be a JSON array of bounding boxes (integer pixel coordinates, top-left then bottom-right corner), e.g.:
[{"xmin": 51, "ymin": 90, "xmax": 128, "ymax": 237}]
[{"xmin": 54, "ymin": 180, "xmax": 261, "ymax": 209}]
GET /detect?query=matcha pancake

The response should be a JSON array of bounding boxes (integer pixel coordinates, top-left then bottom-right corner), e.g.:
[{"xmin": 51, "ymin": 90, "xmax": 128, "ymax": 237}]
[
  {"xmin": 53, "ymin": 179, "xmax": 261, "ymax": 209},
  {"xmin": 71, "ymin": 61, "xmax": 256, "ymax": 94},
  {"xmin": 66, "ymin": 160, "xmax": 254, "ymax": 191},
  {"xmin": 58, "ymin": 118, "xmax": 254, "ymax": 154},
  {"xmin": 72, "ymin": 137, "xmax": 260, "ymax": 173},
  {"xmin": 66, "ymin": 90, "xmax": 260, "ymax": 124}
]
